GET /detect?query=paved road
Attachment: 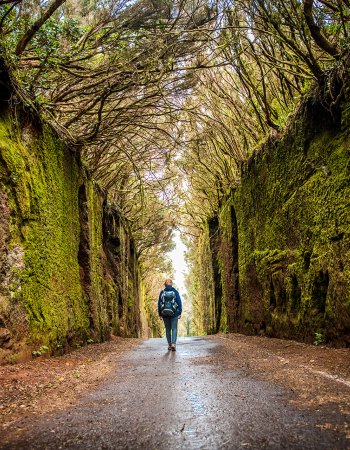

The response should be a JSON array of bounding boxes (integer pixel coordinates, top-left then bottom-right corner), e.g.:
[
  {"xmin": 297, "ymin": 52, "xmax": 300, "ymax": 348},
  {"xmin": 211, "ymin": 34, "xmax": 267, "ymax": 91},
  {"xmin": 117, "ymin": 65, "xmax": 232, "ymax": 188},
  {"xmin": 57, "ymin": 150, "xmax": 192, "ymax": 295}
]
[{"xmin": 3, "ymin": 337, "xmax": 348, "ymax": 449}]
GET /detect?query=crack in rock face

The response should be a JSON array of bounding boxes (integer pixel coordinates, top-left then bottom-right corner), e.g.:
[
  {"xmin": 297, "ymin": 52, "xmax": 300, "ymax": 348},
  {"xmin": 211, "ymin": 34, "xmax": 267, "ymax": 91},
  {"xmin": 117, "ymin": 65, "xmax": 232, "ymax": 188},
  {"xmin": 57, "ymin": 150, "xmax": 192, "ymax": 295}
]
[{"xmin": 0, "ymin": 327, "xmax": 11, "ymax": 345}]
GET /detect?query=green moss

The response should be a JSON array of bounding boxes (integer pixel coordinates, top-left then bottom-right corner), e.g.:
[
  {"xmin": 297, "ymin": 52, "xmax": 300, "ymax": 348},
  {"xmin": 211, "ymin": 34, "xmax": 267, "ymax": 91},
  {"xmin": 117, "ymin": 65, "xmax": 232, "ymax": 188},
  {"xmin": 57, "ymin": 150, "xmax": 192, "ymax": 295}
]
[
  {"xmin": 232, "ymin": 103, "xmax": 350, "ymax": 343},
  {"xmin": 0, "ymin": 114, "xmax": 90, "ymax": 348},
  {"xmin": 187, "ymin": 225, "xmax": 216, "ymax": 336},
  {"xmin": 0, "ymin": 108, "xmax": 153, "ymax": 354},
  {"xmin": 191, "ymin": 93, "xmax": 350, "ymax": 345}
]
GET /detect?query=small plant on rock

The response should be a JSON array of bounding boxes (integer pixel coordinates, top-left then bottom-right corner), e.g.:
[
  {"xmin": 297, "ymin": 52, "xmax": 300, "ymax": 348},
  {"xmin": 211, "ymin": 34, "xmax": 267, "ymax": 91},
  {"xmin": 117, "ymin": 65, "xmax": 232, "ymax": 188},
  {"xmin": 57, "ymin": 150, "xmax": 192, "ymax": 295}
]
[
  {"xmin": 32, "ymin": 345, "xmax": 49, "ymax": 357},
  {"xmin": 314, "ymin": 332, "xmax": 325, "ymax": 346}
]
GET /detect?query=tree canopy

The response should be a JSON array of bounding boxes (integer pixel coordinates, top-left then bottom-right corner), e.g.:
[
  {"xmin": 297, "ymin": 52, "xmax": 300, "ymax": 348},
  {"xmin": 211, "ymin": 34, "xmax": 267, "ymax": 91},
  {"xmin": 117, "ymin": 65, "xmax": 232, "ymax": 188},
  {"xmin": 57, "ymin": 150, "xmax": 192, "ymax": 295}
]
[{"xmin": 1, "ymin": 0, "xmax": 349, "ymax": 278}]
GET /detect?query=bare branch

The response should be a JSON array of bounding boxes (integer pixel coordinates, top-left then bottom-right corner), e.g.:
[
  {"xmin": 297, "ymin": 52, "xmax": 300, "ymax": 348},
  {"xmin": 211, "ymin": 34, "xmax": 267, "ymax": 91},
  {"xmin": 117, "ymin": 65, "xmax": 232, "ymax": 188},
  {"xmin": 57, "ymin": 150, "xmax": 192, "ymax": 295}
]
[{"xmin": 303, "ymin": 0, "xmax": 340, "ymax": 58}]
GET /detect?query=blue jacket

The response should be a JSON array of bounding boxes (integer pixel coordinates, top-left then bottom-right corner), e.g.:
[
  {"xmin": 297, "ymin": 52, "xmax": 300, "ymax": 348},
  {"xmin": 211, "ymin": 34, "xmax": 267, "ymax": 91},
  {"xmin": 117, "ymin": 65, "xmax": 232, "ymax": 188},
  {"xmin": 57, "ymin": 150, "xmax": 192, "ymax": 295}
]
[{"xmin": 158, "ymin": 285, "xmax": 182, "ymax": 317}]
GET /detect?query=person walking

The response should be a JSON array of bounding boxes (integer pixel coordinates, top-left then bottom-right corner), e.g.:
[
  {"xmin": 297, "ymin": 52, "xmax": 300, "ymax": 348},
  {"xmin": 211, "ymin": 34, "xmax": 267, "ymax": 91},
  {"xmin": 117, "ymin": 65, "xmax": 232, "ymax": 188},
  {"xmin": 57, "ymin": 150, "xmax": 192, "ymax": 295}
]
[{"xmin": 158, "ymin": 279, "xmax": 182, "ymax": 351}]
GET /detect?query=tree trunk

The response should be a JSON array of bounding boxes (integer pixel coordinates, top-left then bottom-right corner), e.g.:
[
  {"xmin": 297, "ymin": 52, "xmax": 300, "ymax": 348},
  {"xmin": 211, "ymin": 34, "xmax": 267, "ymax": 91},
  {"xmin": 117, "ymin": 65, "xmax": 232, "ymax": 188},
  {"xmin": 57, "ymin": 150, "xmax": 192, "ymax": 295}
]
[
  {"xmin": 303, "ymin": 0, "xmax": 339, "ymax": 58},
  {"xmin": 15, "ymin": 0, "xmax": 66, "ymax": 56}
]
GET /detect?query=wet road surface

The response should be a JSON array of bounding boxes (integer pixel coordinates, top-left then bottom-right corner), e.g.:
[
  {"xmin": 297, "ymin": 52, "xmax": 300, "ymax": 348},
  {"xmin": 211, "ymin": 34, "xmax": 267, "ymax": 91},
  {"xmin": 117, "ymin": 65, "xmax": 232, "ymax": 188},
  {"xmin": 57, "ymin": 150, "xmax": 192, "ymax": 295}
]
[{"xmin": 3, "ymin": 336, "xmax": 348, "ymax": 449}]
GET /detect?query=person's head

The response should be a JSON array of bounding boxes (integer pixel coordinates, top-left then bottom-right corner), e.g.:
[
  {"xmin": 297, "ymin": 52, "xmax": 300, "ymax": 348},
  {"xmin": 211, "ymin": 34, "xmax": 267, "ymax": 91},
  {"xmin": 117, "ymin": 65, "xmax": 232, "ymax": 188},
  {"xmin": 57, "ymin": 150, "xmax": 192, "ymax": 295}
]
[{"xmin": 164, "ymin": 278, "xmax": 173, "ymax": 287}]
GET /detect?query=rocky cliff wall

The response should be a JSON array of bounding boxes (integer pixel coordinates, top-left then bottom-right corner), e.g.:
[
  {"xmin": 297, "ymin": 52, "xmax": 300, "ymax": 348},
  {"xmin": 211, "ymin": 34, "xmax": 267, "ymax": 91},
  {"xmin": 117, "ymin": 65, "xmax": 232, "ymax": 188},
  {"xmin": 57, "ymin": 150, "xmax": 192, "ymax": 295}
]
[
  {"xmin": 193, "ymin": 79, "xmax": 350, "ymax": 346},
  {"xmin": 0, "ymin": 100, "xmax": 155, "ymax": 362}
]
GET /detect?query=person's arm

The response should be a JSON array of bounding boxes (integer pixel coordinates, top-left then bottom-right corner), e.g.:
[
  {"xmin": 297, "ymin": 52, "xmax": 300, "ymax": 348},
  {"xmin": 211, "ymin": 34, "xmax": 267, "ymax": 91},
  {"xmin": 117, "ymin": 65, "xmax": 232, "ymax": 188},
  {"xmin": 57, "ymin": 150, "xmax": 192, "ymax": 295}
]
[
  {"xmin": 158, "ymin": 291, "xmax": 163, "ymax": 317},
  {"xmin": 175, "ymin": 290, "xmax": 182, "ymax": 316}
]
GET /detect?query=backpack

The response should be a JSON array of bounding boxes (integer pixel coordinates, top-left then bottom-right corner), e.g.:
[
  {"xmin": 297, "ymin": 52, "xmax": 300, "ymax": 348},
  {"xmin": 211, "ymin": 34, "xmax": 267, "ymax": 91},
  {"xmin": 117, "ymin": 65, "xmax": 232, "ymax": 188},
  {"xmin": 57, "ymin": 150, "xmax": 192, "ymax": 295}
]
[{"xmin": 160, "ymin": 290, "xmax": 178, "ymax": 317}]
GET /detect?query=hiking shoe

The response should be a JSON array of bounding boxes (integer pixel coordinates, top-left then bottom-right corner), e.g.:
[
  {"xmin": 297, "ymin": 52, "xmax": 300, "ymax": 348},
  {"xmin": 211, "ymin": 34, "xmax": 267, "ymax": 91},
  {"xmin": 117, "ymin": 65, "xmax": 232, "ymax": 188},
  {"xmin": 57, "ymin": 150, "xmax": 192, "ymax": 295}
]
[
  {"xmin": 168, "ymin": 345, "xmax": 172, "ymax": 351},
  {"xmin": 171, "ymin": 343, "xmax": 176, "ymax": 351}
]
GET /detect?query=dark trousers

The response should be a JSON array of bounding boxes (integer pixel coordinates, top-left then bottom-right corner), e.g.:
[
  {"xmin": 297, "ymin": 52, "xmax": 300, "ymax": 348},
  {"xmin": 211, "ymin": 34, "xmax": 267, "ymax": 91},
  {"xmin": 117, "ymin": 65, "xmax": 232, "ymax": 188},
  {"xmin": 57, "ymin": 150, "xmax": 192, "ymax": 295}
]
[{"xmin": 163, "ymin": 316, "xmax": 179, "ymax": 345}]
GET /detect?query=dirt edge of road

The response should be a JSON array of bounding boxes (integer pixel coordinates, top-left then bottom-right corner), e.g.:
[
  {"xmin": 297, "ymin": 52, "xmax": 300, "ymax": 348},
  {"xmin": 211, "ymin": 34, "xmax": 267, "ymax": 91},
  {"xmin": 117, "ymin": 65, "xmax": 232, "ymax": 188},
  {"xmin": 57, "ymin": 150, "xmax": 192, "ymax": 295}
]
[
  {"xmin": 212, "ymin": 333, "xmax": 350, "ymax": 439},
  {"xmin": 1, "ymin": 337, "xmax": 142, "ymax": 438}
]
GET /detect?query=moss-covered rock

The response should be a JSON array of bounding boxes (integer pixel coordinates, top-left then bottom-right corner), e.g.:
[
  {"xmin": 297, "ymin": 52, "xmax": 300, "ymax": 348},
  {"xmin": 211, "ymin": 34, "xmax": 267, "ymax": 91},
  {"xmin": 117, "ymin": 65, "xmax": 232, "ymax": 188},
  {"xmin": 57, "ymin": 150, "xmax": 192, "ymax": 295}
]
[
  {"xmin": 0, "ymin": 114, "xmax": 89, "ymax": 352},
  {"xmin": 0, "ymin": 107, "xmax": 154, "ymax": 361},
  {"xmin": 190, "ymin": 224, "xmax": 216, "ymax": 336},
  {"xmin": 194, "ymin": 77, "xmax": 350, "ymax": 347},
  {"xmin": 233, "ymin": 97, "xmax": 350, "ymax": 345}
]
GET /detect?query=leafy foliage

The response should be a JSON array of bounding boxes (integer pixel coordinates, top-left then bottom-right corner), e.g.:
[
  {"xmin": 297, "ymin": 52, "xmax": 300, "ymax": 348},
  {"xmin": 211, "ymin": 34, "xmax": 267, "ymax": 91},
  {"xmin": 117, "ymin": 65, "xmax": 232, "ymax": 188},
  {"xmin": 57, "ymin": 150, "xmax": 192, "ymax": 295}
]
[{"xmin": 1, "ymin": 0, "xmax": 349, "ymax": 292}]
